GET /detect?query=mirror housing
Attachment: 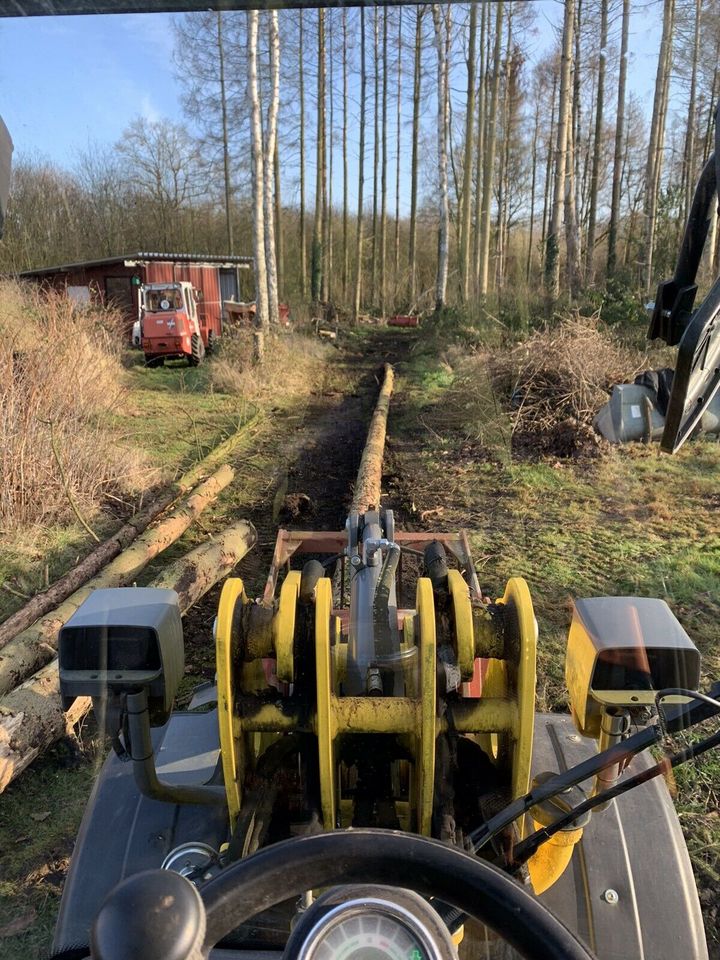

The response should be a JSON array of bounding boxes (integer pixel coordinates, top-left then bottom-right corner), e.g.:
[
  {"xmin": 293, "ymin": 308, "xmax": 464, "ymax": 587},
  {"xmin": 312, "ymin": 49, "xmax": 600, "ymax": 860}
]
[
  {"xmin": 565, "ymin": 596, "xmax": 700, "ymax": 738},
  {"xmin": 59, "ymin": 587, "xmax": 184, "ymax": 726}
]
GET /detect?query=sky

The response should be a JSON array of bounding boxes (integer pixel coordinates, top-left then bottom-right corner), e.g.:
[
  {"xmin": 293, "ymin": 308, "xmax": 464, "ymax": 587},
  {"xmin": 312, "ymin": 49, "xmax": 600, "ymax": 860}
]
[{"xmin": 0, "ymin": 2, "xmax": 665, "ymax": 169}]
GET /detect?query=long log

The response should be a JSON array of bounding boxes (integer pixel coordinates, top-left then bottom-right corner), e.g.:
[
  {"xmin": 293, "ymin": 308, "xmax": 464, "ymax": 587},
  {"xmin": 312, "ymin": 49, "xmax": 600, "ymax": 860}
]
[
  {"xmin": 0, "ymin": 413, "xmax": 258, "ymax": 649},
  {"xmin": 0, "ymin": 466, "xmax": 235, "ymax": 695},
  {"xmin": 351, "ymin": 363, "xmax": 394, "ymax": 514},
  {"xmin": 0, "ymin": 518, "xmax": 257, "ymax": 793}
]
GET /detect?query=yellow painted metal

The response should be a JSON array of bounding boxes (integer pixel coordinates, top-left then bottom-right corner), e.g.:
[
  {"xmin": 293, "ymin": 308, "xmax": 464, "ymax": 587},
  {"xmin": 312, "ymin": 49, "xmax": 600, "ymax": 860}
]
[
  {"xmin": 482, "ymin": 659, "xmax": 508, "ymax": 698},
  {"xmin": 416, "ymin": 578, "xmax": 437, "ymax": 836},
  {"xmin": 498, "ymin": 578, "xmax": 537, "ymax": 801},
  {"xmin": 315, "ymin": 577, "xmax": 337, "ymax": 829},
  {"xmin": 447, "ymin": 569, "xmax": 474, "ymax": 680},
  {"xmin": 216, "ymin": 577, "xmax": 247, "ymax": 826},
  {"xmin": 527, "ymin": 819, "xmax": 584, "ymax": 895},
  {"xmin": 273, "ymin": 570, "xmax": 301, "ymax": 683}
]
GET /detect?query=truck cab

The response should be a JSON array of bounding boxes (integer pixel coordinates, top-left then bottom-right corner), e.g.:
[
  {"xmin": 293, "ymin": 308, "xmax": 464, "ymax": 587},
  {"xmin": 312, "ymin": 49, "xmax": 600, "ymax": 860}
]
[{"xmin": 140, "ymin": 281, "xmax": 208, "ymax": 368}]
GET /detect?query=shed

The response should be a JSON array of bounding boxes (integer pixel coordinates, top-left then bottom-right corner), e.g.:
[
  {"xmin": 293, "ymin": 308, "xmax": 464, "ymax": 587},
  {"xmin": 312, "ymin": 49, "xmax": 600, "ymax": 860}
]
[{"xmin": 19, "ymin": 251, "xmax": 253, "ymax": 339}]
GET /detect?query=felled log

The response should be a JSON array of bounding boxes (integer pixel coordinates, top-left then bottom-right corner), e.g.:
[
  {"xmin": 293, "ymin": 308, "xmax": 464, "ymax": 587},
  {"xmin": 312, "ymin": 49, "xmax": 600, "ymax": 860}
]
[
  {"xmin": 0, "ymin": 466, "xmax": 235, "ymax": 695},
  {"xmin": 0, "ymin": 518, "xmax": 257, "ymax": 792},
  {"xmin": 352, "ymin": 363, "xmax": 394, "ymax": 515},
  {"xmin": 0, "ymin": 419, "xmax": 258, "ymax": 650}
]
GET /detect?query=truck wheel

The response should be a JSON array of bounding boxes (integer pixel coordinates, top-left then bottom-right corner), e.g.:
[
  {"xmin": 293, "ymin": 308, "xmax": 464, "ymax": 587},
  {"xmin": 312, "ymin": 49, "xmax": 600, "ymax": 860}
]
[
  {"xmin": 189, "ymin": 334, "xmax": 205, "ymax": 367},
  {"xmin": 146, "ymin": 355, "xmax": 164, "ymax": 368},
  {"xmin": 206, "ymin": 329, "xmax": 217, "ymax": 355}
]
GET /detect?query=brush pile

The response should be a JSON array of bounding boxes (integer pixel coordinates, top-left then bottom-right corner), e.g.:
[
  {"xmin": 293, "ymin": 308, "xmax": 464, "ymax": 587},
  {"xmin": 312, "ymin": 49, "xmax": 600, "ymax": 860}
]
[{"xmin": 490, "ymin": 313, "xmax": 645, "ymax": 458}]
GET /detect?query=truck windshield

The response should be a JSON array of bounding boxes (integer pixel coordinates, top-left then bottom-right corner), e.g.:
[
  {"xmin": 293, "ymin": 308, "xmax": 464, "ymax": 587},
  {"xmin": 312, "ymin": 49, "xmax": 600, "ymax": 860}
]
[{"xmin": 145, "ymin": 288, "xmax": 182, "ymax": 312}]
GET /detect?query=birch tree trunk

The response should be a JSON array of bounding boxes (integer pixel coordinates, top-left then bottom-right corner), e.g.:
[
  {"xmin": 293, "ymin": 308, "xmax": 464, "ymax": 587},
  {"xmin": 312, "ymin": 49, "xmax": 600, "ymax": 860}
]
[
  {"xmin": 478, "ymin": 0, "xmax": 504, "ymax": 297},
  {"xmin": 431, "ymin": 4, "xmax": 450, "ymax": 314},
  {"xmin": 585, "ymin": 0, "xmax": 608, "ymax": 284},
  {"xmin": 299, "ymin": 10, "xmax": 307, "ymax": 299},
  {"xmin": 247, "ymin": 10, "xmax": 268, "ymax": 360},
  {"xmin": 311, "ymin": 10, "xmax": 325, "ymax": 303},
  {"xmin": 371, "ymin": 8, "xmax": 380, "ymax": 302},
  {"xmin": 607, "ymin": 0, "xmax": 630, "ymax": 277},
  {"xmin": 460, "ymin": 2, "xmax": 478, "ymax": 303},
  {"xmin": 342, "ymin": 8, "xmax": 349, "ymax": 305},
  {"xmin": 473, "ymin": 0, "xmax": 488, "ymax": 292},
  {"xmin": 327, "ymin": 11, "xmax": 334, "ymax": 304},
  {"xmin": 526, "ymin": 96, "xmax": 540, "ymax": 282},
  {"xmin": 540, "ymin": 70, "xmax": 558, "ymax": 274},
  {"xmin": 352, "ymin": 7, "xmax": 367, "ymax": 322},
  {"xmin": 380, "ymin": 7, "xmax": 389, "ymax": 319},
  {"xmin": 264, "ymin": 10, "xmax": 280, "ymax": 327},
  {"xmin": 408, "ymin": 6, "xmax": 423, "ymax": 304},
  {"xmin": 682, "ymin": 0, "xmax": 701, "ymax": 222},
  {"xmin": 642, "ymin": 0, "xmax": 675, "ymax": 293},
  {"xmin": 394, "ymin": 8, "xmax": 403, "ymax": 299},
  {"xmin": 544, "ymin": 0, "xmax": 574, "ymax": 300},
  {"xmin": 274, "ymin": 141, "xmax": 283, "ymax": 301},
  {"xmin": 565, "ymin": 109, "xmax": 582, "ymax": 300},
  {"xmin": 217, "ymin": 12, "xmax": 233, "ymax": 255}
]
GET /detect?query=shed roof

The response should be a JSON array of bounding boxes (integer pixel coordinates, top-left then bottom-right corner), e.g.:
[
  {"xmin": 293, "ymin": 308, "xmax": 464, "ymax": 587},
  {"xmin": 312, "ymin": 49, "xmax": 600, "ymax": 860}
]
[{"xmin": 19, "ymin": 251, "xmax": 253, "ymax": 278}]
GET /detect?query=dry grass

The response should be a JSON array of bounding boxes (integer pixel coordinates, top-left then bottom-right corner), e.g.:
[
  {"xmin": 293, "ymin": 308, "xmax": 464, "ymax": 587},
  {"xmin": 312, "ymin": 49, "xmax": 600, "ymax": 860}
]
[
  {"xmin": 211, "ymin": 329, "xmax": 330, "ymax": 403},
  {"xmin": 0, "ymin": 281, "xmax": 147, "ymax": 531}
]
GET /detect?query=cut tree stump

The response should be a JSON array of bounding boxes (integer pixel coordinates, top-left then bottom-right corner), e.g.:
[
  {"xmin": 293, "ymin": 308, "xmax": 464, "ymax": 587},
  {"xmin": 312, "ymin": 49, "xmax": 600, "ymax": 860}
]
[
  {"xmin": 0, "ymin": 518, "xmax": 257, "ymax": 792},
  {"xmin": 0, "ymin": 465, "xmax": 235, "ymax": 695}
]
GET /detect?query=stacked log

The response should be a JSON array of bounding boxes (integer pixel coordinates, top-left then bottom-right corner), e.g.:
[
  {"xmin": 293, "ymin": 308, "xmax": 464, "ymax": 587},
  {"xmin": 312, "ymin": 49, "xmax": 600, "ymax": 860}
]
[
  {"xmin": 0, "ymin": 412, "xmax": 258, "ymax": 649},
  {"xmin": 0, "ymin": 465, "xmax": 235, "ymax": 695},
  {"xmin": 0, "ymin": 519, "xmax": 257, "ymax": 792}
]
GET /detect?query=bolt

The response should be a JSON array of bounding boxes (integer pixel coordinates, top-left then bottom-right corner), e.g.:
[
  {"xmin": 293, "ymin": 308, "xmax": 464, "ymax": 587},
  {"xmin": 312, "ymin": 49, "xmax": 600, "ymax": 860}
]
[
  {"xmin": 350, "ymin": 555, "xmax": 362, "ymax": 568},
  {"xmin": 567, "ymin": 734, "xmax": 581, "ymax": 743},
  {"xmin": 602, "ymin": 889, "xmax": 619, "ymax": 905}
]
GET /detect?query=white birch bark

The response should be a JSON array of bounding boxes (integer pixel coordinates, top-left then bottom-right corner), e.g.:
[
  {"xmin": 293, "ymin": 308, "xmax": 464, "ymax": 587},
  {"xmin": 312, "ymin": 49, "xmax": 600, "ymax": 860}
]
[
  {"xmin": 264, "ymin": 10, "xmax": 280, "ymax": 327},
  {"xmin": 431, "ymin": 4, "xmax": 450, "ymax": 313},
  {"xmin": 247, "ymin": 10, "xmax": 268, "ymax": 360}
]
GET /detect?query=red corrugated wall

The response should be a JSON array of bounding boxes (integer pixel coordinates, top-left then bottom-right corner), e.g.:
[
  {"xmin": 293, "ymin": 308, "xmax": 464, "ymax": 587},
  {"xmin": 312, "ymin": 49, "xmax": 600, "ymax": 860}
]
[{"xmin": 144, "ymin": 262, "xmax": 222, "ymax": 337}]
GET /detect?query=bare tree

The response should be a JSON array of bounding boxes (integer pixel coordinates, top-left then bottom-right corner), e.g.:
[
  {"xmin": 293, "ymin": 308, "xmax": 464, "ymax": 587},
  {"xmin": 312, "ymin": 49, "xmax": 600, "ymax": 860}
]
[
  {"xmin": 545, "ymin": 0, "xmax": 574, "ymax": 299},
  {"xmin": 478, "ymin": 0, "xmax": 504, "ymax": 296},
  {"xmin": 353, "ymin": 7, "xmax": 367, "ymax": 322},
  {"xmin": 607, "ymin": 0, "xmax": 630, "ymax": 277},
  {"xmin": 585, "ymin": 0, "xmax": 608, "ymax": 284},
  {"xmin": 311, "ymin": 9, "xmax": 326, "ymax": 303},
  {"xmin": 264, "ymin": 10, "xmax": 281, "ymax": 326},
  {"xmin": 299, "ymin": 10, "xmax": 307, "ymax": 299},
  {"xmin": 408, "ymin": 6, "xmax": 424, "ymax": 303},
  {"xmin": 460, "ymin": 2, "xmax": 478, "ymax": 302},
  {"xmin": 247, "ymin": 10, "xmax": 269, "ymax": 360},
  {"xmin": 431, "ymin": 4, "xmax": 450, "ymax": 313},
  {"xmin": 642, "ymin": 0, "xmax": 675, "ymax": 292}
]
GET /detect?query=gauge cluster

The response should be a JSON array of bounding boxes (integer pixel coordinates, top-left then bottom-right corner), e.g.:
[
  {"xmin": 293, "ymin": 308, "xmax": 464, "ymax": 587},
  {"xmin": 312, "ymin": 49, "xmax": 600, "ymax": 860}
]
[{"xmin": 286, "ymin": 887, "xmax": 458, "ymax": 960}]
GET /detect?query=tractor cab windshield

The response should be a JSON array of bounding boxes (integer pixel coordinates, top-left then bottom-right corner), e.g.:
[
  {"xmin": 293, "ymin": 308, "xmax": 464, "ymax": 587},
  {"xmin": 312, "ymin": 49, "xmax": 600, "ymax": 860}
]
[{"xmin": 145, "ymin": 286, "xmax": 184, "ymax": 312}]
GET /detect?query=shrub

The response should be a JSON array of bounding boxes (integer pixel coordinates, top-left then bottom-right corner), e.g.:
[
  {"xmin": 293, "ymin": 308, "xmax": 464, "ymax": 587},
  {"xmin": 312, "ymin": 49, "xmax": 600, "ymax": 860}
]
[{"xmin": 0, "ymin": 281, "xmax": 145, "ymax": 529}]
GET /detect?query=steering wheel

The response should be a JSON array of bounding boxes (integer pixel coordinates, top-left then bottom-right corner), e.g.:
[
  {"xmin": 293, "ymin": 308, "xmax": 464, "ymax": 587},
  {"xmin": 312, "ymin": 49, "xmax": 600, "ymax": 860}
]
[{"xmin": 90, "ymin": 829, "xmax": 597, "ymax": 960}]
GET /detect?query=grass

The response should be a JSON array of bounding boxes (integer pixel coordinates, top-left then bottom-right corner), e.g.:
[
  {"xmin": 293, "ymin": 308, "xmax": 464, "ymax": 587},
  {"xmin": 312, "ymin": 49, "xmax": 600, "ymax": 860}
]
[{"xmin": 389, "ymin": 334, "xmax": 720, "ymax": 954}]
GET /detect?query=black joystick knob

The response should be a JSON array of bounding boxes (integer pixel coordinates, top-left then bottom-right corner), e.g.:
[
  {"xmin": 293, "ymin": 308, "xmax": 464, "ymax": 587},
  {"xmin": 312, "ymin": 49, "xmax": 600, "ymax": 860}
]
[{"xmin": 91, "ymin": 869, "xmax": 206, "ymax": 960}]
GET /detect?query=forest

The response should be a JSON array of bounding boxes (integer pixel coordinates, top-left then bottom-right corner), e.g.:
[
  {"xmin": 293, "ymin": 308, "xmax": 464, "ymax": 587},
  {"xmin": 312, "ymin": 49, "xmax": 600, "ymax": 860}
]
[{"xmin": 2, "ymin": 0, "xmax": 719, "ymax": 334}]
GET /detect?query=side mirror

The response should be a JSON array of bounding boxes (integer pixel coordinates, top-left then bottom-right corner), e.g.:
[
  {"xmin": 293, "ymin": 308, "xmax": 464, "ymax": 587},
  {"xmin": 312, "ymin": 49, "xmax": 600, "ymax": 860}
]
[
  {"xmin": 565, "ymin": 596, "xmax": 700, "ymax": 739},
  {"xmin": 59, "ymin": 587, "xmax": 184, "ymax": 727}
]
